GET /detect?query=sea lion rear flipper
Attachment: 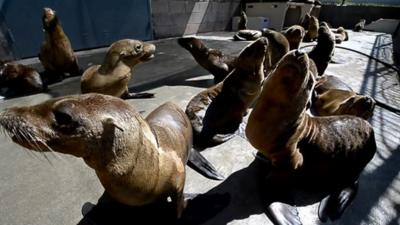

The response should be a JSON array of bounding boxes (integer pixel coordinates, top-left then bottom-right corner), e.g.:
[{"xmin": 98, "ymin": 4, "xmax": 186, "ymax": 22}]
[
  {"xmin": 267, "ymin": 202, "xmax": 302, "ymax": 225},
  {"xmin": 187, "ymin": 149, "xmax": 224, "ymax": 180},
  {"xmin": 318, "ymin": 181, "xmax": 359, "ymax": 222}
]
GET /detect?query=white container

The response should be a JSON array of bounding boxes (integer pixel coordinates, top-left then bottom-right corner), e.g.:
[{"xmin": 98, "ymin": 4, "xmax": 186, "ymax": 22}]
[
  {"xmin": 246, "ymin": 2, "xmax": 288, "ymax": 31},
  {"xmin": 232, "ymin": 16, "xmax": 270, "ymax": 31}
]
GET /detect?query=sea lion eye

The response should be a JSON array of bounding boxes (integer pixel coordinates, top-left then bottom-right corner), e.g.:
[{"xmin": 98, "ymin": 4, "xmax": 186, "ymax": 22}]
[
  {"xmin": 135, "ymin": 44, "xmax": 142, "ymax": 52},
  {"xmin": 54, "ymin": 110, "xmax": 73, "ymax": 126},
  {"xmin": 53, "ymin": 107, "xmax": 79, "ymax": 132}
]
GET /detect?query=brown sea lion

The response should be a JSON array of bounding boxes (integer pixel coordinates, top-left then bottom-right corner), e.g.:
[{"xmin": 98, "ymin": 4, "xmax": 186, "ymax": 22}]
[
  {"xmin": 177, "ymin": 37, "xmax": 237, "ymax": 83},
  {"xmin": 81, "ymin": 39, "xmax": 155, "ymax": 99},
  {"xmin": 238, "ymin": 10, "xmax": 248, "ymax": 30},
  {"xmin": 304, "ymin": 15, "xmax": 319, "ymax": 42},
  {"xmin": 39, "ymin": 8, "xmax": 81, "ymax": 81},
  {"xmin": 301, "ymin": 13, "xmax": 311, "ymax": 30},
  {"xmin": 246, "ymin": 50, "xmax": 376, "ymax": 223},
  {"xmin": 354, "ymin": 19, "xmax": 366, "ymax": 32},
  {"xmin": 282, "ymin": 25, "xmax": 306, "ymax": 50},
  {"xmin": 0, "ymin": 62, "xmax": 46, "ymax": 97},
  {"xmin": 261, "ymin": 28, "xmax": 290, "ymax": 74},
  {"xmin": 312, "ymin": 75, "xmax": 375, "ymax": 119},
  {"xmin": 233, "ymin": 29, "xmax": 263, "ymax": 41},
  {"xmin": 308, "ymin": 23, "xmax": 335, "ymax": 75},
  {"xmin": 0, "ymin": 93, "xmax": 223, "ymax": 218},
  {"xmin": 185, "ymin": 37, "xmax": 267, "ymax": 148},
  {"xmin": 333, "ymin": 27, "xmax": 349, "ymax": 44}
]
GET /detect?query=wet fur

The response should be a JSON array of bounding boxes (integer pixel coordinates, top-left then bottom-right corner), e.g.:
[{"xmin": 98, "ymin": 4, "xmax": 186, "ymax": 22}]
[
  {"xmin": 81, "ymin": 39, "xmax": 155, "ymax": 98},
  {"xmin": 282, "ymin": 25, "xmax": 305, "ymax": 50},
  {"xmin": 246, "ymin": 50, "xmax": 376, "ymax": 222},
  {"xmin": 39, "ymin": 8, "xmax": 80, "ymax": 78},
  {"xmin": 0, "ymin": 94, "xmax": 194, "ymax": 218},
  {"xmin": 308, "ymin": 24, "xmax": 336, "ymax": 75},
  {"xmin": 185, "ymin": 38, "xmax": 267, "ymax": 148},
  {"xmin": 312, "ymin": 75, "xmax": 375, "ymax": 119},
  {"xmin": 177, "ymin": 37, "xmax": 237, "ymax": 83},
  {"xmin": 0, "ymin": 63, "xmax": 45, "ymax": 97}
]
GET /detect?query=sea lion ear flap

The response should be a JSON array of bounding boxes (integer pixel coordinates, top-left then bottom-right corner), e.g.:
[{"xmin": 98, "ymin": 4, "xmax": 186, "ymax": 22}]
[{"xmin": 102, "ymin": 117, "xmax": 124, "ymax": 132}]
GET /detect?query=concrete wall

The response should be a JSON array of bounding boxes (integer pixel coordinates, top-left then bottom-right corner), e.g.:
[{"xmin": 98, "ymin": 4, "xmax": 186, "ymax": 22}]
[
  {"xmin": 319, "ymin": 5, "xmax": 400, "ymax": 29},
  {"xmin": 151, "ymin": 0, "xmax": 241, "ymax": 38}
]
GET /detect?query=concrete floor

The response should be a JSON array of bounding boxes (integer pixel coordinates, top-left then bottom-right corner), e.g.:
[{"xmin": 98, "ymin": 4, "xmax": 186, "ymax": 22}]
[{"xmin": 0, "ymin": 31, "xmax": 399, "ymax": 225}]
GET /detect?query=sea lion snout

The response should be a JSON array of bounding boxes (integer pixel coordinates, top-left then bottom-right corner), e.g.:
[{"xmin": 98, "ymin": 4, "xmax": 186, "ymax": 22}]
[
  {"xmin": 237, "ymin": 37, "xmax": 268, "ymax": 68},
  {"xmin": 42, "ymin": 7, "xmax": 56, "ymax": 28},
  {"xmin": 43, "ymin": 7, "xmax": 55, "ymax": 17}
]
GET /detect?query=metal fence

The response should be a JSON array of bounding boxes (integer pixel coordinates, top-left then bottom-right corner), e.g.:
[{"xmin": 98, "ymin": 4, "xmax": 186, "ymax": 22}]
[{"xmin": 321, "ymin": 0, "xmax": 400, "ymax": 5}]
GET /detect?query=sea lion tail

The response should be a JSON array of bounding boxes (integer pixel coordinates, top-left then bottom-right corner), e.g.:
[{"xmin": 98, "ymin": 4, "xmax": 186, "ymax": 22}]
[{"xmin": 187, "ymin": 149, "xmax": 224, "ymax": 180}]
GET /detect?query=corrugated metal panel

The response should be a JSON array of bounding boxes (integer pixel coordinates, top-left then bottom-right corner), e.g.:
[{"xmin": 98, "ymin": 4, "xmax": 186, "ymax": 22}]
[
  {"xmin": 321, "ymin": 0, "xmax": 400, "ymax": 5},
  {"xmin": 0, "ymin": 0, "xmax": 153, "ymax": 58}
]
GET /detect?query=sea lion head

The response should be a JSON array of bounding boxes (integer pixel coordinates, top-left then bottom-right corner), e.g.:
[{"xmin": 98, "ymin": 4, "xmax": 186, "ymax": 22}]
[
  {"xmin": 262, "ymin": 50, "xmax": 315, "ymax": 118},
  {"xmin": 42, "ymin": 7, "xmax": 59, "ymax": 31},
  {"xmin": 317, "ymin": 25, "xmax": 335, "ymax": 50},
  {"xmin": 0, "ymin": 94, "xmax": 137, "ymax": 162},
  {"xmin": 236, "ymin": 37, "xmax": 268, "ymax": 72},
  {"xmin": 338, "ymin": 95, "xmax": 376, "ymax": 119},
  {"xmin": 246, "ymin": 50, "xmax": 315, "ymax": 166},
  {"xmin": 177, "ymin": 37, "xmax": 207, "ymax": 53},
  {"xmin": 100, "ymin": 39, "xmax": 156, "ymax": 72},
  {"xmin": 283, "ymin": 25, "xmax": 305, "ymax": 50}
]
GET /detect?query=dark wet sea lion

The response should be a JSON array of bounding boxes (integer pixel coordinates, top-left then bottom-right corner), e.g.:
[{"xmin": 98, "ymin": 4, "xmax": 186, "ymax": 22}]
[
  {"xmin": 246, "ymin": 50, "xmax": 376, "ymax": 223},
  {"xmin": 81, "ymin": 39, "xmax": 156, "ymax": 99},
  {"xmin": 185, "ymin": 38, "xmax": 267, "ymax": 148},
  {"xmin": 0, "ymin": 93, "xmax": 223, "ymax": 218},
  {"xmin": 39, "ymin": 8, "xmax": 81, "ymax": 80},
  {"xmin": 312, "ymin": 75, "xmax": 375, "ymax": 119},
  {"xmin": 0, "ymin": 62, "xmax": 46, "ymax": 97},
  {"xmin": 282, "ymin": 25, "xmax": 305, "ymax": 50},
  {"xmin": 304, "ymin": 15, "xmax": 319, "ymax": 42},
  {"xmin": 308, "ymin": 23, "xmax": 335, "ymax": 75},
  {"xmin": 261, "ymin": 28, "xmax": 290, "ymax": 74},
  {"xmin": 177, "ymin": 37, "xmax": 237, "ymax": 83}
]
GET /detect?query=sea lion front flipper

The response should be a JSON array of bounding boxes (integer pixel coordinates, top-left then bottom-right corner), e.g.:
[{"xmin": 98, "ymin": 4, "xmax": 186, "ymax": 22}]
[
  {"xmin": 121, "ymin": 91, "xmax": 155, "ymax": 99},
  {"xmin": 318, "ymin": 181, "xmax": 359, "ymax": 222},
  {"xmin": 267, "ymin": 202, "xmax": 302, "ymax": 225},
  {"xmin": 187, "ymin": 148, "xmax": 224, "ymax": 180}
]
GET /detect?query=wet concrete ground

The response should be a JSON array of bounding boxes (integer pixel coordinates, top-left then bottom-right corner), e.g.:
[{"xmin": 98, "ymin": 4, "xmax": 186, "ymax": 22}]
[{"xmin": 0, "ymin": 31, "xmax": 399, "ymax": 225}]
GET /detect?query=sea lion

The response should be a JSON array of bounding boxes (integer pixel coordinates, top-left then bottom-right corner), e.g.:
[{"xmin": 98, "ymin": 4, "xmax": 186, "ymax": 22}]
[
  {"xmin": 304, "ymin": 15, "xmax": 319, "ymax": 42},
  {"xmin": 333, "ymin": 27, "xmax": 349, "ymax": 44},
  {"xmin": 0, "ymin": 62, "xmax": 46, "ymax": 97},
  {"xmin": 282, "ymin": 25, "xmax": 306, "ymax": 50},
  {"xmin": 238, "ymin": 10, "xmax": 248, "ymax": 30},
  {"xmin": 185, "ymin": 37, "xmax": 267, "ymax": 148},
  {"xmin": 39, "ymin": 7, "xmax": 81, "ymax": 81},
  {"xmin": 0, "ymin": 93, "xmax": 223, "ymax": 218},
  {"xmin": 80, "ymin": 39, "xmax": 156, "ymax": 99},
  {"xmin": 177, "ymin": 37, "xmax": 237, "ymax": 83},
  {"xmin": 233, "ymin": 29, "xmax": 263, "ymax": 41},
  {"xmin": 246, "ymin": 50, "xmax": 376, "ymax": 223},
  {"xmin": 354, "ymin": 19, "xmax": 366, "ymax": 32},
  {"xmin": 261, "ymin": 28, "xmax": 290, "ymax": 74},
  {"xmin": 308, "ymin": 23, "xmax": 335, "ymax": 75},
  {"xmin": 312, "ymin": 75, "xmax": 375, "ymax": 119},
  {"xmin": 301, "ymin": 13, "xmax": 310, "ymax": 30}
]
